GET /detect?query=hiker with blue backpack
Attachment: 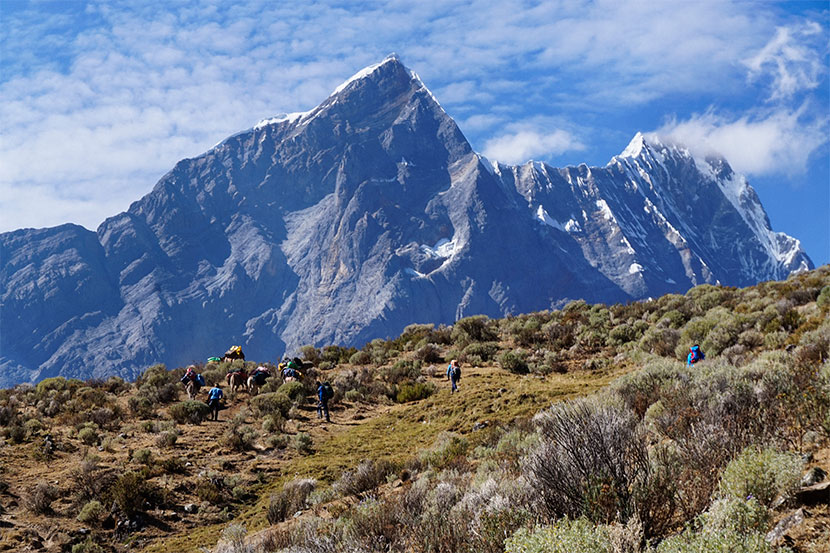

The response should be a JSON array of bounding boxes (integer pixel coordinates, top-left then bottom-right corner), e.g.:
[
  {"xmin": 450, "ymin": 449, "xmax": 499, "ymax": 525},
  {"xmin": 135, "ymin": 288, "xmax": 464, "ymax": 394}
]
[
  {"xmin": 687, "ymin": 344, "xmax": 705, "ymax": 366},
  {"xmin": 207, "ymin": 383, "xmax": 224, "ymax": 421},
  {"xmin": 446, "ymin": 359, "xmax": 461, "ymax": 393},
  {"xmin": 316, "ymin": 381, "xmax": 333, "ymax": 422}
]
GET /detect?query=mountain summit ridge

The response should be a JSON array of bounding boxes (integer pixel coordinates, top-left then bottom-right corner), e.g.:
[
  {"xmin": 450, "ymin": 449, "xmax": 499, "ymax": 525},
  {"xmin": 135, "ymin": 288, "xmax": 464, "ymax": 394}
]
[{"xmin": 0, "ymin": 57, "xmax": 813, "ymax": 386}]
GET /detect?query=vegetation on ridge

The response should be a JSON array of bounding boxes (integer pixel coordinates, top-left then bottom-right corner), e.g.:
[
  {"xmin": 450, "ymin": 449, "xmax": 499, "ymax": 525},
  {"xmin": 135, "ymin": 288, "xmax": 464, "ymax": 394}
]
[{"xmin": 0, "ymin": 267, "xmax": 828, "ymax": 553}]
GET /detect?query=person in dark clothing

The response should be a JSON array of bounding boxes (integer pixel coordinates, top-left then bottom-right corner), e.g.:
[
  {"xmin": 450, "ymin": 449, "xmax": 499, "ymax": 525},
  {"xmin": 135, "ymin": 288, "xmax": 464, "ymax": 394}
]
[
  {"xmin": 207, "ymin": 384, "xmax": 224, "ymax": 421},
  {"xmin": 446, "ymin": 359, "xmax": 461, "ymax": 393},
  {"xmin": 317, "ymin": 381, "xmax": 332, "ymax": 422}
]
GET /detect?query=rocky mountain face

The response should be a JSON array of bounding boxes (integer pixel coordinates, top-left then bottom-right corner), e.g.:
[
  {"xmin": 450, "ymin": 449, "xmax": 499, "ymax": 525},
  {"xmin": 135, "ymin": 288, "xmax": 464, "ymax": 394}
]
[{"xmin": 0, "ymin": 55, "xmax": 813, "ymax": 386}]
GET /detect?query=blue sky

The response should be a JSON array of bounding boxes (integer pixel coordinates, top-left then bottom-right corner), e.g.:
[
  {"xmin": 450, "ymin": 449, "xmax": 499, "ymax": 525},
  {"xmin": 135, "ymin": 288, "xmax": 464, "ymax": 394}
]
[{"xmin": 1, "ymin": 0, "xmax": 828, "ymax": 264}]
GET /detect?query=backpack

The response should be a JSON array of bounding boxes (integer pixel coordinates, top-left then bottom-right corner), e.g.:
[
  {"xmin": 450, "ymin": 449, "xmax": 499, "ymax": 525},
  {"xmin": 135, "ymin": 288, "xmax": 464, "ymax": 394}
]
[
  {"xmin": 452, "ymin": 366, "xmax": 461, "ymax": 380},
  {"xmin": 322, "ymin": 383, "xmax": 334, "ymax": 400},
  {"xmin": 196, "ymin": 374, "xmax": 205, "ymax": 386}
]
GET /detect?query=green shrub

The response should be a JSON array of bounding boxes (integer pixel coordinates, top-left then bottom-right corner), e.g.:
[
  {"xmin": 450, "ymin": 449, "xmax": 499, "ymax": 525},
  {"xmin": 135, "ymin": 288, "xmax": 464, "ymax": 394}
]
[
  {"xmin": 77, "ymin": 499, "xmax": 104, "ymax": 523},
  {"xmin": 703, "ymin": 497, "xmax": 770, "ymax": 535},
  {"xmin": 452, "ymin": 315, "xmax": 498, "ymax": 345},
  {"xmin": 349, "ymin": 350, "xmax": 371, "ymax": 365},
  {"xmin": 169, "ymin": 400, "xmax": 210, "ymax": 424},
  {"xmin": 463, "ymin": 341, "xmax": 500, "ymax": 361},
  {"xmin": 277, "ymin": 381, "xmax": 305, "ymax": 402},
  {"xmin": 333, "ymin": 459, "xmax": 394, "ymax": 498},
  {"xmin": 294, "ymin": 432, "xmax": 313, "ymax": 455},
  {"xmin": 72, "ymin": 538, "xmax": 104, "ymax": 553},
  {"xmin": 498, "ymin": 350, "xmax": 529, "ymax": 374},
  {"xmin": 221, "ymin": 424, "xmax": 258, "ymax": 451},
  {"xmin": 262, "ymin": 413, "xmax": 285, "ymax": 434},
  {"xmin": 817, "ymin": 286, "xmax": 830, "ymax": 309},
  {"xmin": 422, "ymin": 433, "xmax": 469, "ymax": 470},
  {"xmin": 505, "ymin": 519, "xmax": 613, "ymax": 553},
  {"xmin": 127, "ymin": 396, "xmax": 154, "ymax": 418},
  {"xmin": 78, "ymin": 426, "xmax": 99, "ymax": 446},
  {"xmin": 107, "ymin": 471, "xmax": 159, "ymax": 517},
  {"xmin": 718, "ymin": 447, "xmax": 803, "ymax": 507},
  {"xmin": 651, "ymin": 527, "xmax": 783, "ymax": 553},
  {"xmin": 250, "ymin": 392, "xmax": 292, "ymax": 418},
  {"xmin": 132, "ymin": 448, "xmax": 153, "ymax": 466},
  {"xmin": 300, "ymin": 345, "xmax": 322, "ymax": 365},
  {"xmin": 396, "ymin": 382, "xmax": 435, "ymax": 403}
]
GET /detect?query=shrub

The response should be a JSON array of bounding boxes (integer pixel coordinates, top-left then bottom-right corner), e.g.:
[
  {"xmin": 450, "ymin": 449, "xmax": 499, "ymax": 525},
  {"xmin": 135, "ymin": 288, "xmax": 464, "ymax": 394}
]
[
  {"xmin": 651, "ymin": 527, "xmax": 781, "ymax": 553},
  {"xmin": 505, "ymin": 519, "xmax": 613, "ymax": 553},
  {"xmin": 156, "ymin": 430, "xmax": 178, "ymax": 448},
  {"xmin": 169, "ymin": 400, "xmax": 210, "ymax": 424},
  {"xmin": 452, "ymin": 315, "xmax": 498, "ymax": 345},
  {"xmin": 72, "ymin": 538, "xmax": 104, "ymax": 553},
  {"xmin": 526, "ymin": 396, "xmax": 652, "ymax": 529},
  {"xmin": 77, "ymin": 499, "xmax": 104, "ymax": 523},
  {"xmin": 267, "ymin": 478, "xmax": 317, "ymax": 524},
  {"xmin": 718, "ymin": 447, "xmax": 803, "ymax": 507},
  {"xmin": 221, "ymin": 424, "xmax": 258, "ymax": 451},
  {"xmin": 24, "ymin": 482, "xmax": 59, "ymax": 514},
  {"xmin": 107, "ymin": 471, "xmax": 159, "ymax": 517},
  {"xmin": 262, "ymin": 413, "xmax": 285, "ymax": 434},
  {"xmin": 277, "ymin": 381, "xmax": 305, "ymax": 402},
  {"xmin": 703, "ymin": 497, "xmax": 770, "ymax": 535},
  {"xmin": 294, "ymin": 432, "xmax": 313, "ymax": 455},
  {"xmin": 333, "ymin": 459, "xmax": 394, "ymax": 498},
  {"xmin": 640, "ymin": 326, "xmax": 680, "ymax": 357},
  {"xmin": 132, "ymin": 448, "xmax": 153, "ymax": 466},
  {"xmin": 195, "ymin": 480, "xmax": 225, "ymax": 505},
  {"xmin": 498, "ymin": 350, "xmax": 529, "ymax": 374},
  {"xmin": 817, "ymin": 286, "xmax": 830, "ymax": 309},
  {"xmin": 300, "ymin": 345, "xmax": 322, "ymax": 365},
  {"xmin": 414, "ymin": 343, "xmax": 443, "ymax": 363},
  {"xmin": 250, "ymin": 393, "xmax": 292, "ymax": 418},
  {"xmin": 78, "ymin": 426, "xmax": 99, "ymax": 446},
  {"xmin": 463, "ymin": 341, "xmax": 500, "ymax": 362},
  {"xmin": 396, "ymin": 382, "xmax": 435, "ymax": 403},
  {"xmin": 422, "ymin": 433, "xmax": 469, "ymax": 470},
  {"xmin": 349, "ymin": 351, "xmax": 371, "ymax": 365},
  {"xmin": 127, "ymin": 396, "xmax": 154, "ymax": 418}
]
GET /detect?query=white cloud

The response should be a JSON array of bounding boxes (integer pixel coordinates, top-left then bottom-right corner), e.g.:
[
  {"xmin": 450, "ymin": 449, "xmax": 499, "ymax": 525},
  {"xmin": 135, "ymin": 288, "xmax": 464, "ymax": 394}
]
[
  {"xmin": 745, "ymin": 22, "xmax": 826, "ymax": 101},
  {"xmin": 657, "ymin": 105, "xmax": 828, "ymax": 176},
  {"xmin": 483, "ymin": 128, "xmax": 585, "ymax": 165},
  {"xmin": 0, "ymin": 1, "xmax": 826, "ymax": 232}
]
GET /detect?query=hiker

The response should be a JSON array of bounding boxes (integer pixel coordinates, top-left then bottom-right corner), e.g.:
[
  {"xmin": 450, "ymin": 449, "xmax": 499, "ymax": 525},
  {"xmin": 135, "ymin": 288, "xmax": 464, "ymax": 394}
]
[
  {"xmin": 282, "ymin": 362, "xmax": 298, "ymax": 382},
  {"xmin": 687, "ymin": 344, "xmax": 705, "ymax": 366},
  {"xmin": 207, "ymin": 384, "xmax": 224, "ymax": 421},
  {"xmin": 446, "ymin": 359, "xmax": 461, "ymax": 393},
  {"xmin": 317, "ymin": 381, "xmax": 333, "ymax": 422}
]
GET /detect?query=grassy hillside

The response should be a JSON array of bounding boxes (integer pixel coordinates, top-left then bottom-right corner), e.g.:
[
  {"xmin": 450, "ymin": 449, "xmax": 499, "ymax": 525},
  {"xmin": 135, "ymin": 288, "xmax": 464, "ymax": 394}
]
[{"xmin": 0, "ymin": 266, "xmax": 828, "ymax": 553}]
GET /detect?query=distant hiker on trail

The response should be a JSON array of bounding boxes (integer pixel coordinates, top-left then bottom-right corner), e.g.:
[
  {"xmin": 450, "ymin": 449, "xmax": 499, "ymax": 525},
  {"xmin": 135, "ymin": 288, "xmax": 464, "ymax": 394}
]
[
  {"xmin": 282, "ymin": 358, "xmax": 301, "ymax": 382},
  {"xmin": 446, "ymin": 359, "xmax": 461, "ymax": 394},
  {"xmin": 687, "ymin": 344, "xmax": 705, "ymax": 366},
  {"xmin": 207, "ymin": 384, "xmax": 224, "ymax": 421},
  {"xmin": 317, "ymin": 381, "xmax": 333, "ymax": 422}
]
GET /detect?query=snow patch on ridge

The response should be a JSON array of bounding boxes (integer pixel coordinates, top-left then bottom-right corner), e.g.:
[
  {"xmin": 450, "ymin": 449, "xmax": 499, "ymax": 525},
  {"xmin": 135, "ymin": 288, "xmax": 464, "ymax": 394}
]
[
  {"xmin": 332, "ymin": 54, "xmax": 400, "ymax": 96},
  {"xmin": 535, "ymin": 205, "xmax": 566, "ymax": 231},
  {"xmin": 417, "ymin": 238, "xmax": 458, "ymax": 261},
  {"xmin": 255, "ymin": 112, "xmax": 308, "ymax": 129}
]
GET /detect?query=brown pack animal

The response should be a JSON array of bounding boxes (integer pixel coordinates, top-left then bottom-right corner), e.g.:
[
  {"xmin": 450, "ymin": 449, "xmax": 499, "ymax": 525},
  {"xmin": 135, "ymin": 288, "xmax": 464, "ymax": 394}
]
[{"xmin": 226, "ymin": 369, "xmax": 248, "ymax": 393}]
